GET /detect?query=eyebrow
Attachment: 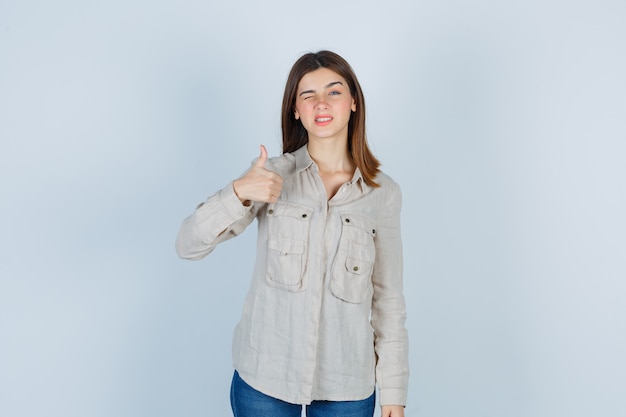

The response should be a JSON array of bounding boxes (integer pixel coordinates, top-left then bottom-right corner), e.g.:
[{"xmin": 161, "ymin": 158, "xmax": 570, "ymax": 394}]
[{"xmin": 298, "ymin": 81, "xmax": 344, "ymax": 96}]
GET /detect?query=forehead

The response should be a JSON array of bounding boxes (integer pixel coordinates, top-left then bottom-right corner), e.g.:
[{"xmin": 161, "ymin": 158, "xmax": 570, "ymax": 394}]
[{"xmin": 297, "ymin": 67, "xmax": 348, "ymax": 91}]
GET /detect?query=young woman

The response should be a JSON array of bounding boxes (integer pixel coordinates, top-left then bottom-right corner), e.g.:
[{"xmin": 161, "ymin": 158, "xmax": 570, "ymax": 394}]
[{"xmin": 176, "ymin": 51, "xmax": 408, "ymax": 417}]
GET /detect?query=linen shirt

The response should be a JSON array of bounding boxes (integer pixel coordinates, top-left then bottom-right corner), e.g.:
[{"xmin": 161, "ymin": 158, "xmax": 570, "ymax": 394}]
[{"xmin": 176, "ymin": 145, "xmax": 408, "ymax": 406}]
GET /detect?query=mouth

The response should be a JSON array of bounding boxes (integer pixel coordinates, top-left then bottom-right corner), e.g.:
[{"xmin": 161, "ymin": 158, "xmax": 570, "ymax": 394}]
[{"xmin": 315, "ymin": 115, "xmax": 333, "ymax": 125}]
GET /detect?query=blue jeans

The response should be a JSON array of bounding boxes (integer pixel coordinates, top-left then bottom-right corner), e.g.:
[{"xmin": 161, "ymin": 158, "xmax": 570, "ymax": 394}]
[{"xmin": 230, "ymin": 371, "xmax": 376, "ymax": 417}]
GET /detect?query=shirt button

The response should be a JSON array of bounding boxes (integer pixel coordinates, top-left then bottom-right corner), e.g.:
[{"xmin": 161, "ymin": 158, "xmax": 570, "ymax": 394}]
[
  {"xmin": 268, "ymin": 209, "xmax": 274, "ymax": 215},
  {"xmin": 345, "ymin": 218, "xmax": 350, "ymax": 223},
  {"xmin": 353, "ymin": 266, "xmax": 359, "ymax": 271},
  {"xmin": 302, "ymin": 213, "xmax": 307, "ymax": 218}
]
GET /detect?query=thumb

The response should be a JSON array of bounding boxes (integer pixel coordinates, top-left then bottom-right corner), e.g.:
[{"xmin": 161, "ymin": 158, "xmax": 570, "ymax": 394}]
[{"xmin": 254, "ymin": 144, "xmax": 268, "ymax": 168}]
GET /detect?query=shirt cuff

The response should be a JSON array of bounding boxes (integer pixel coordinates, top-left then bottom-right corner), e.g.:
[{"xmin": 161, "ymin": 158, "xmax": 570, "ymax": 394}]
[
  {"xmin": 379, "ymin": 388, "xmax": 407, "ymax": 407},
  {"xmin": 218, "ymin": 182, "xmax": 253, "ymax": 220}
]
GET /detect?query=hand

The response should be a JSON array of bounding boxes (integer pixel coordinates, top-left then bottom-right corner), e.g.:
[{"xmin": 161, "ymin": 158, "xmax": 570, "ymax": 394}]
[
  {"xmin": 381, "ymin": 405, "xmax": 405, "ymax": 417},
  {"xmin": 233, "ymin": 145, "xmax": 283, "ymax": 205}
]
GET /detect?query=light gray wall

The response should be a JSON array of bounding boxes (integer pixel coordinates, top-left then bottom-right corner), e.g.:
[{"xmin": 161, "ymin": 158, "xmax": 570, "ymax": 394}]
[{"xmin": 1, "ymin": 1, "xmax": 625, "ymax": 416}]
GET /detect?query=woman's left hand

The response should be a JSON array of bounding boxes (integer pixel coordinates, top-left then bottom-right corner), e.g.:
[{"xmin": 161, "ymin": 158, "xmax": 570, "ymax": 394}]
[{"xmin": 381, "ymin": 405, "xmax": 405, "ymax": 417}]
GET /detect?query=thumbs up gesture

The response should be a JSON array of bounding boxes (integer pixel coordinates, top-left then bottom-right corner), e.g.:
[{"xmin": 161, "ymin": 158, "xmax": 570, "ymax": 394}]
[{"xmin": 233, "ymin": 145, "xmax": 283, "ymax": 205}]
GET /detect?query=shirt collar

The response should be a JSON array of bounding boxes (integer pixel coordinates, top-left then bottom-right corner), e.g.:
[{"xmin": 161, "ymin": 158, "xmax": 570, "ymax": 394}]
[
  {"xmin": 293, "ymin": 144, "xmax": 368, "ymax": 190},
  {"xmin": 294, "ymin": 145, "xmax": 314, "ymax": 172},
  {"xmin": 351, "ymin": 167, "xmax": 366, "ymax": 189}
]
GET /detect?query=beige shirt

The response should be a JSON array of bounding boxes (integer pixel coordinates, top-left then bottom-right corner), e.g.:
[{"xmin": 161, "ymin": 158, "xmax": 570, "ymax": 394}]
[{"xmin": 176, "ymin": 145, "xmax": 408, "ymax": 406}]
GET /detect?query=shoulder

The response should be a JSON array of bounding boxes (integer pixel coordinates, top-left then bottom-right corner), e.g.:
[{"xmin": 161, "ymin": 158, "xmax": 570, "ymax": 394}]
[
  {"xmin": 369, "ymin": 171, "xmax": 402, "ymax": 215},
  {"xmin": 374, "ymin": 171, "xmax": 402, "ymax": 198},
  {"xmin": 266, "ymin": 152, "xmax": 296, "ymax": 176}
]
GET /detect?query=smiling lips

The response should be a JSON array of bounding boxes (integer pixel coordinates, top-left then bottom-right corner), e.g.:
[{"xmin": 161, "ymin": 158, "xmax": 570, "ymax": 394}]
[{"xmin": 315, "ymin": 115, "xmax": 333, "ymax": 126}]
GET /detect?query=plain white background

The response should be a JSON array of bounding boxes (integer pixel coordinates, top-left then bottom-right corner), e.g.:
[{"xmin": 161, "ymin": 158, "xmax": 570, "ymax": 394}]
[{"xmin": 1, "ymin": 1, "xmax": 625, "ymax": 416}]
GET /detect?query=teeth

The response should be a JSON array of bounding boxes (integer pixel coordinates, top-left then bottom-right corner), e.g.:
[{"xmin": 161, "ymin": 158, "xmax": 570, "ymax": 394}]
[{"xmin": 316, "ymin": 117, "xmax": 332, "ymax": 122}]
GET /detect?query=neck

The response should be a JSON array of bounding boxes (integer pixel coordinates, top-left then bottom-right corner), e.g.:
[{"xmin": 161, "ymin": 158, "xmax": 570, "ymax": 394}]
[{"xmin": 307, "ymin": 137, "xmax": 353, "ymax": 173}]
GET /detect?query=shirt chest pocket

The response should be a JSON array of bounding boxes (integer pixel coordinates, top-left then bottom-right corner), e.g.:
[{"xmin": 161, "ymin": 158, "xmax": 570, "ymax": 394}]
[
  {"xmin": 331, "ymin": 213, "xmax": 377, "ymax": 303},
  {"xmin": 265, "ymin": 201, "xmax": 313, "ymax": 291}
]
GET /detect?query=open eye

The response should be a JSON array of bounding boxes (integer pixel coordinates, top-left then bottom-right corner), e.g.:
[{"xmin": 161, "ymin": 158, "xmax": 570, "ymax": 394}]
[{"xmin": 329, "ymin": 90, "xmax": 341, "ymax": 96}]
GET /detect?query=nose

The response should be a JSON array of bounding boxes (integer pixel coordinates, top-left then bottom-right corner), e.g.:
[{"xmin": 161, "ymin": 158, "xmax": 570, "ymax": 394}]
[{"xmin": 315, "ymin": 98, "xmax": 328, "ymax": 110}]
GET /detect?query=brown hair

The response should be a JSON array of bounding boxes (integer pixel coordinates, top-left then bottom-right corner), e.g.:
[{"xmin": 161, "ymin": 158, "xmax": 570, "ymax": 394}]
[{"xmin": 281, "ymin": 50, "xmax": 381, "ymax": 187}]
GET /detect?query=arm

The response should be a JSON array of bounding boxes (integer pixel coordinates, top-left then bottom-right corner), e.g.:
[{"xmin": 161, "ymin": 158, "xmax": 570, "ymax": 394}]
[
  {"xmin": 175, "ymin": 182, "xmax": 258, "ymax": 260},
  {"xmin": 371, "ymin": 181, "xmax": 409, "ymax": 407},
  {"xmin": 175, "ymin": 145, "xmax": 283, "ymax": 260}
]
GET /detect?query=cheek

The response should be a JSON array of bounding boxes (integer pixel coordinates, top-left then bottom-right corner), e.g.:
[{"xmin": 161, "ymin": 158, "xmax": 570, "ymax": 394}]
[
  {"xmin": 297, "ymin": 102, "xmax": 313, "ymax": 116},
  {"xmin": 342, "ymin": 99, "xmax": 355, "ymax": 113}
]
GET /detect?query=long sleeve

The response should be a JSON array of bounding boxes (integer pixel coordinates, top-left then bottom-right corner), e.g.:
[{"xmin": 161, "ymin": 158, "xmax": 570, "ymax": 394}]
[
  {"xmin": 371, "ymin": 182, "xmax": 409, "ymax": 406},
  {"xmin": 175, "ymin": 182, "xmax": 259, "ymax": 260}
]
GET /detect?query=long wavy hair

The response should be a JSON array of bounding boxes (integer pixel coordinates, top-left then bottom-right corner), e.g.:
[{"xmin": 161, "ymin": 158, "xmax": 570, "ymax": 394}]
[{"xmin": 281, "ymin": 51, "xmax": 381, "ymax": 187}]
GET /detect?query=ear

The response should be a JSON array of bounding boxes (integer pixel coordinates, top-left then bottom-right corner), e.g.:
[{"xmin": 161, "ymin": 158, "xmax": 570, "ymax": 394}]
[
  {"xmin": 294, "ymin": 109, "xmax": 300, "ymax": 120},
  {"xmin": 351, "ymin": 98, "xmax": 356, "ymax": 112}
]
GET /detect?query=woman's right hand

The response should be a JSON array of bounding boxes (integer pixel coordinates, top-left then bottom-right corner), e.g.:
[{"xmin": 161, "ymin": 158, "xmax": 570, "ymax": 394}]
[{"xmin": 233, "ymin": 145, "xmax": 283, "ymax": 206}]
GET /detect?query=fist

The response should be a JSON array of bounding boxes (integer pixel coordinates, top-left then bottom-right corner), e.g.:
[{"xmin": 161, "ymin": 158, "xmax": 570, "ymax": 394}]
[{"xmin": 233, "ymin": 145, "xmax": 283, "ymax": 205}]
